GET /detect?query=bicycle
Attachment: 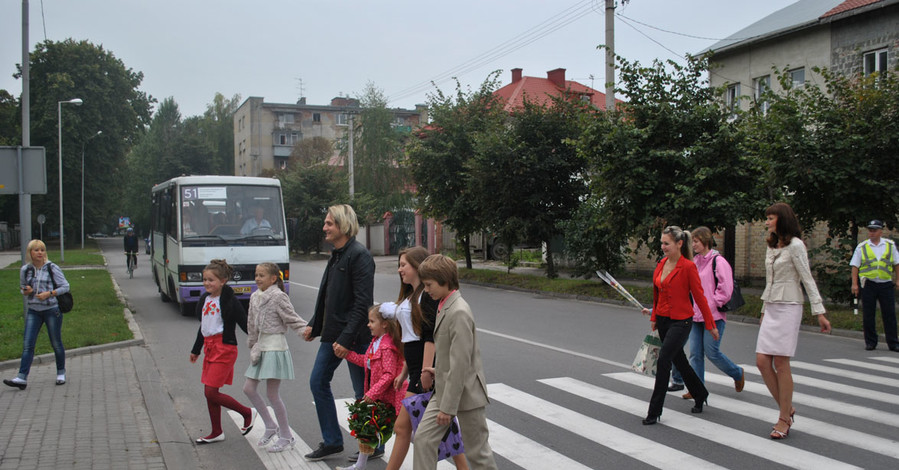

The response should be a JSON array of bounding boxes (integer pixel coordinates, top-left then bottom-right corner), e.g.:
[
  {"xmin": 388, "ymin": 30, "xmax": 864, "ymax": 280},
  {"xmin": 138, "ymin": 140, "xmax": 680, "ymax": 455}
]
[{"xmin": 125, "ymin": 252, "xmax": 137, "ymax": 279}]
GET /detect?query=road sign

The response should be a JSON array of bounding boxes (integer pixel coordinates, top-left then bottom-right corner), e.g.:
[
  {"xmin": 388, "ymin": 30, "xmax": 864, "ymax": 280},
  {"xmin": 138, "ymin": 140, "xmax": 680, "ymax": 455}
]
[{"xmin": 0, "ymin": 146, "xmax": 47, "ymax": 194}]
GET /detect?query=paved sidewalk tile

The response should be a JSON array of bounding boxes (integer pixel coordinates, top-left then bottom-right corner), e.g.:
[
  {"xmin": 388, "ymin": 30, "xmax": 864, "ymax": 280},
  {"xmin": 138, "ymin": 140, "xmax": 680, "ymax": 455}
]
[{"xmin": 0, "ymin": 348, "xmax": 164, "ymax": 469}]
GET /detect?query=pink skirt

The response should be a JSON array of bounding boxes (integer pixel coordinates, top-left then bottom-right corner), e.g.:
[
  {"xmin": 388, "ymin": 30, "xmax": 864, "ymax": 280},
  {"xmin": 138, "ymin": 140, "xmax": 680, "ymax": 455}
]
[
  {"xmin": 201, "ymin": 334, "xmax": 238, "ymax": 387},
  {"xmin": 756, "ymin": 303, "xmax": 802, "ymax": 357}
]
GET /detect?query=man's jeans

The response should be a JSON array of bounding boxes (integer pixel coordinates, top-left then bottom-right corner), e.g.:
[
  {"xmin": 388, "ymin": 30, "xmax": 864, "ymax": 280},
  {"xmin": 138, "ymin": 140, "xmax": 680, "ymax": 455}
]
[
  {"xmin": 17, "ymin": 307, "xmax": 65, "ymax": 379},
  {"xmin": 309, "ymin": 341, "xmax": 367, "ymax": 447}
]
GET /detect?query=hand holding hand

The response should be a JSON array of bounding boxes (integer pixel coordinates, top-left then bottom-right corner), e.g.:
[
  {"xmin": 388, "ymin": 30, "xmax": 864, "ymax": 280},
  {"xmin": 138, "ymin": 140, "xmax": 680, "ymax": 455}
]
[
  {"xmin": 420, "ymin": 372, "xmax": 433, "ymax": 391},
  {"xmin": 302, "ymin": 326, "xmax": 313, "ymax": 342},
  {"xmin": 333, "ymin": 343, "xmax": 349, "ymax": 358}
]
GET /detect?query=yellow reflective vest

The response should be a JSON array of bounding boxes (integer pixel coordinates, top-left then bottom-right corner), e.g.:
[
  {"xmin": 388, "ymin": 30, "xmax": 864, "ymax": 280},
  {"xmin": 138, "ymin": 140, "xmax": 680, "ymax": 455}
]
[{"xmin": 859, "ymin": 241, "xmax": 895, "ymax": 281}]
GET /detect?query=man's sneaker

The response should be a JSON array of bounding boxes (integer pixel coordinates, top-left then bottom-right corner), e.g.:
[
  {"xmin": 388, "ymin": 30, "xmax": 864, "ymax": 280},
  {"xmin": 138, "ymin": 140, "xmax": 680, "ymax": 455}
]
[
  {"xmin": 347, "ymin": 448, "xmax": 385, "ymax": 461},
  {"xmin": 667, "ymin": 383, "xmax": 684, "ymax": 391},
  {"xmin": 3, "ymin": 378, "xmax": 26, "ymax": 390},
  {"xmin": 304, "ymin": 442, "xmax": 343, "ymax": 461}
]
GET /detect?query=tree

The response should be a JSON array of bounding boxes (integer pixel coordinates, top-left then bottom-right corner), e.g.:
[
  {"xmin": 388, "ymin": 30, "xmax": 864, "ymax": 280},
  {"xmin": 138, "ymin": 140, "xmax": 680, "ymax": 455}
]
[
  {"xmin": 407, "ymin": 73, "xmax": 506, "ymax": 268},
  {"xmin": 472, "ymin": 96, "xmax": 589, "ymax": 277},
  {"xmin": 575, "ymin": 54, "xmax": 762, "ymax": 260},
  {"xmin": 199, "ymin": 92, "xmax": 241, "ymax": 175},
  {"xmin": 18, "ymin": 39, "xmax": 152, "ymax": 236}
]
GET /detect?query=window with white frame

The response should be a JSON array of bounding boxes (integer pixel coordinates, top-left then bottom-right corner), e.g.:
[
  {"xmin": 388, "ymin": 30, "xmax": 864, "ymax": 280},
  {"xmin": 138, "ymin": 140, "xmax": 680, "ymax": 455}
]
[
  {"xmin": 864, "ymin": 48, "xmax": 888, "ymax": 75},
  {"xmin": 790, "ymin": 68, "xmax": 805, "ymax": 88},
  {"xmin": 725, "ymin": 83, "xmax": 741, "ymax": 113},
  {"xmin": 337, "ymin": 113, "xmax": 348, "ymax": 126},
  {"xmin": 278, "ymin": 134, "xmax": 287, "ymax": 145},
  {"xmin": 754, "ymin": 75, "xmax": 771, "ymax": 114},
  {"xmin": 279, "ymin": 114, "xmax": 295, "ymax": 126},
  {"xmin": 291, "ymin": 133, "xmax": 299, "ymax": 145}
]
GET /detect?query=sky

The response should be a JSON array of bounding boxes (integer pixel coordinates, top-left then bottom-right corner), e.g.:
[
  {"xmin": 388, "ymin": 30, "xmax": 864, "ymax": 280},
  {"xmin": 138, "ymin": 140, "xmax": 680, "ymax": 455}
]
[{"xmin": 1, "ymin": 0, "xmax": 791, "ymax": 118}]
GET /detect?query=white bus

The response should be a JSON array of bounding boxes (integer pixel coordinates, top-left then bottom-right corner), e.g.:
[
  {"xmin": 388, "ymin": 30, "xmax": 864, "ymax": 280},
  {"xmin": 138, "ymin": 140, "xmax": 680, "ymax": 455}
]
[{"xmin": 149, "ymin": 175, "xmax": 290, "ymax": 315}]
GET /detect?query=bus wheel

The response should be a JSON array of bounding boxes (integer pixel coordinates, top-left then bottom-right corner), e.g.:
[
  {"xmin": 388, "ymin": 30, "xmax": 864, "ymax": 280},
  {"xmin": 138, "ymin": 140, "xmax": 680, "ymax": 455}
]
[{"xmin": 180, "ymin": 301, "xmax": 195, "ymax": 317}]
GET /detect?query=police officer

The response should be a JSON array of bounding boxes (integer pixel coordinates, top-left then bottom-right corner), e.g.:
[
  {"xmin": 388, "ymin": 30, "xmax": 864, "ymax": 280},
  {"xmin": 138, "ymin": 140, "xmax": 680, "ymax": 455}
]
[{"xmin": 850, "ymin": 220, "xmax": 899, "ymax": 351}]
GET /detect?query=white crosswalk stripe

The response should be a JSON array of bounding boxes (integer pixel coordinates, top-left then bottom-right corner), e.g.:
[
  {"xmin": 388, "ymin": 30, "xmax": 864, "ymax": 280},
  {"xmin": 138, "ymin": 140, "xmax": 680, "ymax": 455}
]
[
  {"xmin": 489, "ymin": 383, "xmax": 727, "ymax": 470},
  {"xmin": 789, "ymin": 360, "xmax": 899, "ymax": 388},
  {"xmin": 871, "ymin": 355, "xmax": 899, "ymax": 364},
  {"xmin": 228, "ymin": 407, "xmax": 331, "ymax": 470},
  {"xmin": 740, "ymin": 365, "xmax": 897, "ymax": 404},
  {"xmin": 825, "ymin": 358, "xmax": 899, "ymax": 374},
  {"xmin": 599, "ymin": 373, "xmax": 899, "ymax": 460}
]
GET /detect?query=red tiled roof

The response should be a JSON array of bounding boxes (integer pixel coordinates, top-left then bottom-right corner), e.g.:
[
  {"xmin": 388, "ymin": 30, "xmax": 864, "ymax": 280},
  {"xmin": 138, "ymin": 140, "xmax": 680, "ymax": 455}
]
[
  {"xmin": 821, "ymin": 0, "xmax": 882, "ymax": 18},
  {"xmin": 494, "ymin": 73, "xmax": 614, "ymax": 112}
]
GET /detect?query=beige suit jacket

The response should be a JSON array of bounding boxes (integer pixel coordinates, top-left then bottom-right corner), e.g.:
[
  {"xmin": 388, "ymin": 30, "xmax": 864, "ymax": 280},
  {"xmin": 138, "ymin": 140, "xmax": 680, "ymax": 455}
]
[
  {"xmin": 760, "ymin": 237, "xmax": 825, "ymax": 314},
  {"xmin": 432, "ymin": 291, "xmax": 489, "ymax": 416}
]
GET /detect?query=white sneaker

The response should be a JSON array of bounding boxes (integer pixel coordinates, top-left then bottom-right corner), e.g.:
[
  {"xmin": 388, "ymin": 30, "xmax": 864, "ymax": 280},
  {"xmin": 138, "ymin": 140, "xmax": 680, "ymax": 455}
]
[{"xmin": 56, "ymin": 374, "xmax": 66, "ymax": 385}]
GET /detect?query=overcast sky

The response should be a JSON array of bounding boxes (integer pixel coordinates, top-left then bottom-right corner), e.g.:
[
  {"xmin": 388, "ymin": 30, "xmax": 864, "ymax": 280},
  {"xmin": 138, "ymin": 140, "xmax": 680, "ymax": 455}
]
[{"xmin": 1, "ymin": 0, "xmax": 790, "ymax": 117}]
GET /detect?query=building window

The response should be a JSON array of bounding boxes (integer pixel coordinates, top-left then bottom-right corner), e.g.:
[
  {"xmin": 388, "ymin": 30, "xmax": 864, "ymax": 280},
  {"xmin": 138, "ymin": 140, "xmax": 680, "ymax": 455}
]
[
  {"xmin": 754, "ymin": 75, "xmax": 770, "ymax": 114},
  {"xmin": 337, "ymin": 113, "xmax": 349, "ymax": 126},
  {"xmin": 279, "ymin": 113, "xmax": 294, "ymax": 127},
  {"xmin": 864, "ymin": 48, "xmax": 888, "ymax": 75},
  {"xmin": 313, "ymin": 113, "xmax": 321, "ymax": 123},
  {"xmin": 790, "ymin": 68, "xmax": 805, "ymax": 88},
  {"xmin": 291, "ymin": 133, "xmax": 299, "ymax": 145},
  {"xmin": 278, "ymin": 134, "xmax": 287, "ymax": 145},
  {"xmin": 279, "ymin": 160, "xmax": 287, "ymax": 170},
  {"xmin": 725, "ymin": 83, "xmax": 740, "ymax": 114}
]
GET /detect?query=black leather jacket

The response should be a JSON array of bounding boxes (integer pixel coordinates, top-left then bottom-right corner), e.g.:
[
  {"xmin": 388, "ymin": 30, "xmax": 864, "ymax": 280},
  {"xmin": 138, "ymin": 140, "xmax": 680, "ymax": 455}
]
[
  {"xmin": 191, "ymin": 285, "xmax": 248, "ymax": 355},
  {"xmin": 309, "ymin": 237, "xmax": 374, "ymax": 348}
]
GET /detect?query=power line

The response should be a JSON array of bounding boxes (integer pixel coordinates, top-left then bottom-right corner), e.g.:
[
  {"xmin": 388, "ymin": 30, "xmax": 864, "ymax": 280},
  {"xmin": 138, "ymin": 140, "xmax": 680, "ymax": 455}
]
[{"xmin": 616, "ymin": 13, "xmax": 752, "ymax": 42}]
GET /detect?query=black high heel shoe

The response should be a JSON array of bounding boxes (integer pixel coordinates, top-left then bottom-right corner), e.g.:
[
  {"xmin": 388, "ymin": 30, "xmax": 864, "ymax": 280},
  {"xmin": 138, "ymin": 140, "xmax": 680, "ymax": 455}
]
[
  {"xmin": 691, "ymin": 394, "xmax": 709, "ymax": 414},
  {"xmin": 642, "ymin": 415, "xmax": 661, "ymax": 425}
]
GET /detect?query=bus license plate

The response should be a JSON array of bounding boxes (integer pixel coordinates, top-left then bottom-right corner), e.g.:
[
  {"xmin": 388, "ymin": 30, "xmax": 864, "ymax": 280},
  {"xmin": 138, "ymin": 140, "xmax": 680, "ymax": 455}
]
[{"xmin": 232, "ymin": 286, "xmax": 252, "ymax": 294}]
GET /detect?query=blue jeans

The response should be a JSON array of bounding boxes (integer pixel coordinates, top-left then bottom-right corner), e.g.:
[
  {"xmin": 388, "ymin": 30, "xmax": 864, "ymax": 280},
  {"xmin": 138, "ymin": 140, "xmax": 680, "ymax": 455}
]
[
  {"xmin": 673, "ymin": 320, "xmax": 742, "ymax": 383},
  {"xmin": 17, "ymin": 307, "xmax": 65, "ymax": 380},
  {"xmin": 309, "ymin": 340, "xmax": 368, "ymax": 447}
]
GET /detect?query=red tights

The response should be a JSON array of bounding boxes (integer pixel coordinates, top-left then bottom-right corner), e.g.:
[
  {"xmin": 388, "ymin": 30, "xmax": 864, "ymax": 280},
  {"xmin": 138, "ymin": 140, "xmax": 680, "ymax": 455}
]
[{"xmin": 204, "ymin": 385, "xmax": 251, "ymax": 437}]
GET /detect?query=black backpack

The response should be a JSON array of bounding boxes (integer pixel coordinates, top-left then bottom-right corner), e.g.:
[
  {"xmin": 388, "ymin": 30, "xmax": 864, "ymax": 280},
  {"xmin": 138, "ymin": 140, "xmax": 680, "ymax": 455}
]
[{"xmin": 713, "ymin": 255, "xmax": 745, "ymax": 312}]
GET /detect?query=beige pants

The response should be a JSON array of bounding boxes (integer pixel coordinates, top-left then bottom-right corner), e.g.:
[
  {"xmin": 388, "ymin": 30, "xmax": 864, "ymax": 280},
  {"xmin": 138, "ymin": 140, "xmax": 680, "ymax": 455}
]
[{"xmin": 412, "ymin": 401, "xmax": 497, "ymax": 470}]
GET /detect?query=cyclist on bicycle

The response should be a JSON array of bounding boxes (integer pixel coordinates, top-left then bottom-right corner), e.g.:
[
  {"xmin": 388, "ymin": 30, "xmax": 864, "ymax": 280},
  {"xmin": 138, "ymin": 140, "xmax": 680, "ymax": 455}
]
[{"xmin": 124, "ymin": 228, "xmax": 139, "ymax": 269}]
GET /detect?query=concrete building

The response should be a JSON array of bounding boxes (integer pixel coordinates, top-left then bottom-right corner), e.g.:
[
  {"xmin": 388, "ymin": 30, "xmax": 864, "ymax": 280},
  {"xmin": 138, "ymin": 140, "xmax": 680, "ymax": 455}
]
[{"xmin": 233, "ymin": 96, "xmax": 426, "ymax": 176}]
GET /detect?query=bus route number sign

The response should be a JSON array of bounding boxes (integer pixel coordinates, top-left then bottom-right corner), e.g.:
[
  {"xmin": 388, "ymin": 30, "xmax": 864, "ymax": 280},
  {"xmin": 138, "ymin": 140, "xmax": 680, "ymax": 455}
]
[{"xmin": 183, "ymin": 186, "xmax": 226, "ymax": 201}]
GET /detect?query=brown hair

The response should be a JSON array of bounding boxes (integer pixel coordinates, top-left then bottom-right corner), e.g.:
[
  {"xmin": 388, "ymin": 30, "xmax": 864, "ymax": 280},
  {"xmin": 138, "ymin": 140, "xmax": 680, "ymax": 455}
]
[
  {"xmin": 369, "ymin": 304, "xmax": 404, "ymax": 362},
  {"xmin": 204, "ymin": 259, "xmax": 234, "ymax": 283},
  {"xmin": 418, "ymin": 254, "xmax": 459, "ymax": 291},
  {"xmin": 691, "ymin": 226, "xmax": 715, "ymax": 251},
  {"xmin": 397, "ymin": 246, "xmax": 431, "ymax": 336},
  {"xmin": 257, "ymin": 262, "xmax": 285, "ymax": 291},
  {"xmin": 765, "ymin": 202, "xmax": 801, "ymax": 248},
  {"xmin": 662, "ymin": 226, "xmax": 693, "ymax": 259}
]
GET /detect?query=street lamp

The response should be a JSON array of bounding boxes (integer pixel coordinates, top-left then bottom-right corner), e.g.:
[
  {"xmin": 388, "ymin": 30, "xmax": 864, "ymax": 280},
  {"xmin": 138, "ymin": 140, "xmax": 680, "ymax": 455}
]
[
  {"xmin": 81, "ymin": 130, "xmax": 102, "ymax": 250},
  {"xmin": 58, "ymin": 98, "xmax": 83, "ymax": 262}
]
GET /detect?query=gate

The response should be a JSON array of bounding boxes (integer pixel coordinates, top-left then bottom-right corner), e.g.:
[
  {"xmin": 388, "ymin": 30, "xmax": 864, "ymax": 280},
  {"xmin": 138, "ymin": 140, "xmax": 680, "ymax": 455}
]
[{"xmin": 389, "ymin": 210, "xmax": 416, "ymax": 254}]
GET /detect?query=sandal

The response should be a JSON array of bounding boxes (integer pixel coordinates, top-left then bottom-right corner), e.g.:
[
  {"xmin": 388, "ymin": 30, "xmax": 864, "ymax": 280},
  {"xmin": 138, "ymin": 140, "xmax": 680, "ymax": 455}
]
[{"xmin": 770, "ymin": 417, "xmax": 792, "ymax": 440}]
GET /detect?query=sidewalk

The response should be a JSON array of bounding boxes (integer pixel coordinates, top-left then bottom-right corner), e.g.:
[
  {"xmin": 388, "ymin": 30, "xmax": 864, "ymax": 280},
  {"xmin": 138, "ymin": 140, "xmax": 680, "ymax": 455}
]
[{"xmin": 0, "ymin": 251, "xmax": 194, "ymax": 470}]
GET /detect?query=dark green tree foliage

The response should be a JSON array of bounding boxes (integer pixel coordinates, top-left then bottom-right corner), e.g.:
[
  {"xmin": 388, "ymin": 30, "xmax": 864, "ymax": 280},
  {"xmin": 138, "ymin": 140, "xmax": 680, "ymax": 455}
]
[
  {"xmin": 745, "ymin": 67, "xmax": 899, "ymax": 303},
  {"xmin": 576, "ymin": 54, "xmax": 760, "ymax": 257},
  {"xmin": 472, "ymin": 96, "xmax": 588, "ymax": 278},
  {"xmin": 0, "ymin": 90, "xmax": 19, "ymax": 145},
  {"xmin": 16, "ymin": 39, "xmax": 152, "ymax": 235},
  {"xmin": 406, "ymin": 73, "xmax": 506, "ymax": 268}
]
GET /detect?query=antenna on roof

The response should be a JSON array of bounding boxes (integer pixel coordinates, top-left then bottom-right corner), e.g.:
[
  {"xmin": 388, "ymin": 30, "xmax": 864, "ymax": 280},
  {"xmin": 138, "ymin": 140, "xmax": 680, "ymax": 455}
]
[{"xmin": 295, "ymin": 78, "xmax": 305, "ymax": 101}]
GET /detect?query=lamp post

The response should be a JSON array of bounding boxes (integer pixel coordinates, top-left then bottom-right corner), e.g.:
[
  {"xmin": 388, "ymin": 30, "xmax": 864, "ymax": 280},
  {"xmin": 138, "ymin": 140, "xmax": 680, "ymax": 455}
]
[
  {"xmin": 58, "ymin": 98, "xmax": 83, "ymax": 262},
  {"xmin": 81, "ymin": 130, "xmax": 102, "ymax": 250}
]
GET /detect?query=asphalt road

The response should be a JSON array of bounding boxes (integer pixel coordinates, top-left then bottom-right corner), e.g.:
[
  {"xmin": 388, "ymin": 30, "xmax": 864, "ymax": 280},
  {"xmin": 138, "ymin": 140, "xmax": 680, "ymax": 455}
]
[{"xmin": 100, "ymin": 239, "xmax": 899, "ymax": 469}]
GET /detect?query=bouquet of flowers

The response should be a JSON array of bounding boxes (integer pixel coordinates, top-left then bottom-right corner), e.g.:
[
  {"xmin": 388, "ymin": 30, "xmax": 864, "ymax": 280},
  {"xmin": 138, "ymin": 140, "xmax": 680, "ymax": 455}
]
[{"xmin": 346, "ymin": 399, "xmax": 397, "ymax": 454}]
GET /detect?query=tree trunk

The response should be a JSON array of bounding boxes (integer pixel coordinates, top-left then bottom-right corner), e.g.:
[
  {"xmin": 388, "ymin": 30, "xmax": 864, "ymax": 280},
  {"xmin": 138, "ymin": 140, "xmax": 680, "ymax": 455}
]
[
  {"xmin": 462, "ymin": 234, "xmax": 472, "ymax": 269},
  {"xmin": 544, "ymin": 238, "xmax": 557, "ymax": 278},
  {"xmin": 724, "ymin": 225, "xmax": 736, "ymax": 278}
]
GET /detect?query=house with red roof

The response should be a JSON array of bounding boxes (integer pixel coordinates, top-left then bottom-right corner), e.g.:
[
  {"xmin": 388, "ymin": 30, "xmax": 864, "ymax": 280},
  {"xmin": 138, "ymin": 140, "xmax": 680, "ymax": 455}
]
[{"xmin": 493, "ymin": 68, "xmax": 617, "ymax": 112}]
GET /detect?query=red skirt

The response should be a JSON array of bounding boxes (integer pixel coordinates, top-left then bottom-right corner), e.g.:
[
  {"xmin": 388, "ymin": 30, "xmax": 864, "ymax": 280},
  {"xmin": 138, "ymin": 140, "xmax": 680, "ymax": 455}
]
[{"xmin": 201, "ymin": 334, "xmax": 238, "ymax": 387}]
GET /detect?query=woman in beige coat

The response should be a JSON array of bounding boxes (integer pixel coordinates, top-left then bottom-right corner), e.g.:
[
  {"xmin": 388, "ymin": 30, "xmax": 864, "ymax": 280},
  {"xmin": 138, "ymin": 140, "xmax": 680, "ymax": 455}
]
[{"xmin": 757, "ymin": 203, "xmax": 831, "ymax": 440}]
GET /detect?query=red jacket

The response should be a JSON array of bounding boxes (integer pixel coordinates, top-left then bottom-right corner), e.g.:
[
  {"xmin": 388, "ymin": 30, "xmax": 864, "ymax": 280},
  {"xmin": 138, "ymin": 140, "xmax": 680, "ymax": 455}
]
[
  {"xmin": 651, "ymin": 256, "xmax": 715, "ymax": 330},
  {"xmin": 346, "ymin": 333, "xmax": 408, "ymax": 413}
]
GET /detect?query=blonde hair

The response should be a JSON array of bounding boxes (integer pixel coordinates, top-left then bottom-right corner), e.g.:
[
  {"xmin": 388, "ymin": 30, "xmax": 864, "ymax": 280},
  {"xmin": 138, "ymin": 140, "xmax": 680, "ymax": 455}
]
[
  {"xmin": 25, "ymin": 239, "xmax": 48, "ymax": 265},
  {"xmin": 204, "ymin": 259, "xmax": 234, "ymax": 283},
  {"xmin": 662, "ymin": 226, "xmax": 693, "ymax": 259},
  {"xmin": 327, "ymin": 204, "xmax": 359, "ymax": 238},
  {"xmin": 257, "ymin": 262, "xmax": 285, "ymax": 291}
]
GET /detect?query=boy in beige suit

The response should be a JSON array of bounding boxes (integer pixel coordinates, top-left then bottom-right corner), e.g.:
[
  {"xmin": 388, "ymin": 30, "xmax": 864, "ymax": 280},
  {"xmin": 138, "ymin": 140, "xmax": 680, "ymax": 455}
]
[{"xmin": 414, "ymin": 255, "xmax": 497, "ymax": 470}]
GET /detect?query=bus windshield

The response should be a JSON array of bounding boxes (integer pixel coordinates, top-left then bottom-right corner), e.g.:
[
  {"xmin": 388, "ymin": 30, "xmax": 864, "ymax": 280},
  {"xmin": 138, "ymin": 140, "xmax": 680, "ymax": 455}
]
[{"xmin": 181, "ymin": 184, "xmax": 285, "ymax": 243}]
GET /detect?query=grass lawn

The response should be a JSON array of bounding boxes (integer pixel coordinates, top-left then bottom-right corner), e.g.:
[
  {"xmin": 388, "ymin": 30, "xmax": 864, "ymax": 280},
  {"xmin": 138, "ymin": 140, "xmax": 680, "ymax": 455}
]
[
  {"xmin": 3, "ymin": 240, "xmax": 105, "ymax": 269},
  {"xmin": 0, "ymin": 258, "xmax": 132, "ymax": 362},
  {"xmin": 458, "ymin": 268, "xmax": 867, "ymax": 333}
]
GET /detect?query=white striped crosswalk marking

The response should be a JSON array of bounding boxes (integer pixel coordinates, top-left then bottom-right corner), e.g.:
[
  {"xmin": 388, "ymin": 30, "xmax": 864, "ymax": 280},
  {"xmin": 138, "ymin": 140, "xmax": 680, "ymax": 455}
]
[
  {"xmin": 825, "ymin": 358, "xmax": 899, "ymax": 375},
  {"xmin": 871, "ymin": 356, "xmax": 899, "ymax": 364},
  {"xmin": 489, "ymin": 383, "xmax": 727, "ymax": 470},
  {"xmin": 712, "ymin": 368, "xmax": 899, "ymax": 426},
  {"xmin": 787, "ymin": 361, "xmax": 899, "ymax": 388},
  {"xmin": 740, "ymin": 367, "xmax": 897, "ymax": 404},
  {"xmin": 599, "ymin": 373, "xmax": 899, "ymax": 461},
  {"xmin": 543, "ymin": 376, "xmax": 862, "ymax": 470},
  {"xmin": 228, "ymin": 408, "xmax": 331, "ymax": 470}
]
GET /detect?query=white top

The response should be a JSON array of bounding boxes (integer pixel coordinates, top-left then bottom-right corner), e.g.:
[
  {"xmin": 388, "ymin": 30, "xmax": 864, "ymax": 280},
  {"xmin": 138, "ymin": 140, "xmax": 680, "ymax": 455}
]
[
  {"xmin": 241, "ymin": 218, "xmax": 271, "ymax": 234},
  {"xmin": 380, "ymin": 296, "xmax": 420, "ymax": 343},
  {"xmin": 200, "ymin": 296, "xmax": 225, "ymax": 337},
  {"xmin": 850, "ymin": 239, "xmax": 898, "ymax": 283}
]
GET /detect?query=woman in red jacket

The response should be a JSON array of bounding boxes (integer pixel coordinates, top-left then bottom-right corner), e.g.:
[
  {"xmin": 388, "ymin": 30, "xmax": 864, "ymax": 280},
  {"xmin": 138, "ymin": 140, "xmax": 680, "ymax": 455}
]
[{"xmin": 640, "ymin": 226, "xmax": 719, "ymax": 425}]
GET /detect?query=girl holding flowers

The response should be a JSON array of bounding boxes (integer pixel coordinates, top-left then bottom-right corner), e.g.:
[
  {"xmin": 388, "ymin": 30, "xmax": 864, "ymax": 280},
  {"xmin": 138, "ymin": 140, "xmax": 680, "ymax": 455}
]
[{"xmin": 335, "ymin": 304, "xmax": 407, "ymax": 470}]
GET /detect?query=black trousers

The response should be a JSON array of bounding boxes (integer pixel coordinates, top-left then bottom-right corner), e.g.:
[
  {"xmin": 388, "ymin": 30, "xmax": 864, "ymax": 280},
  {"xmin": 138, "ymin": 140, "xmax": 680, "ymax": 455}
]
[
  {"xmin": 861, "ymin": 280, "xmax": 899, "ymax": 349},
  {"xmin": 647, "ymin": 316, "xmax": 708, "ymax": 418}
]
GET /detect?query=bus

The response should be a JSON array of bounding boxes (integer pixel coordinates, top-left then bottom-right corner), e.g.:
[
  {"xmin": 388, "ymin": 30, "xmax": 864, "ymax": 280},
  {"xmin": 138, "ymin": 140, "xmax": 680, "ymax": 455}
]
[{"xmin": 149, "ymin": 175, "xmax": 290, "ymax": 316}]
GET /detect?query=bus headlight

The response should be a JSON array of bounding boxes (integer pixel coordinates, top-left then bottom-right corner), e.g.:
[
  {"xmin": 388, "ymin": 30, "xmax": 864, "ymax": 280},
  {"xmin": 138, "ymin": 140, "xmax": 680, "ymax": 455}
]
[{"xmin": 184, "ymin": 272, "xmax": 203, "ymax": 282}]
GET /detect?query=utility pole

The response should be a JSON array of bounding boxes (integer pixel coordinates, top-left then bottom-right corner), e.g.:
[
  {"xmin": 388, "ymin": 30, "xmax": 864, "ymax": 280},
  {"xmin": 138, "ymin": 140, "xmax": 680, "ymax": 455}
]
[
  {"xmin": 605, "ymin": 0, "xmax": 616, "ymax": 111},
  {"xmin": 20, "ymin": 0, "xmax": 32, "ymax": 262},
  {"xmin": 347, "ymin": 114, "xmax": 355, "ymax": 199}
]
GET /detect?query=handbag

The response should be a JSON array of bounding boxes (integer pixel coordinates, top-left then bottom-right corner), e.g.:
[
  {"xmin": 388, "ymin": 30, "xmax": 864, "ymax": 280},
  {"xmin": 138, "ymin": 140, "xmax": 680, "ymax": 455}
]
[
  {"xmin": 632, "ymin": 331, "xmax": 662, "ymax": 377},
  {"xmin": 24, "ymin": 264, "xmax": 73, "ymax": 313},
  {"xmin": 713, "ymin": 256, "xmax": 745, "ymax": 312},
  {"xmin": 401, "ymin": 391, "xmax": 465, "ymax": 461}
]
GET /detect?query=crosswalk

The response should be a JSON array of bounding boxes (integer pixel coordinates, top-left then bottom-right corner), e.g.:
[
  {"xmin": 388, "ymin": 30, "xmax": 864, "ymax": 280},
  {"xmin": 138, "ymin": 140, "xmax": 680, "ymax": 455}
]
[{"xmin": 230, "ymin": 355, "xmax": 899, "ymax": 469}]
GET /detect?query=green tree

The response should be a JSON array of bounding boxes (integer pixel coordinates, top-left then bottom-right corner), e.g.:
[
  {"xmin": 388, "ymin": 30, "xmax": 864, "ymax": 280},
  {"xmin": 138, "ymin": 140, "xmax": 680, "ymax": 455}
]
[
  {"xmin": 576, "ymin": 54, "xmax": 761, "ymax": 260},
  {"xmin": 0, "ymin": 90, "xmax": 18, "ymax": 145},
  {"xmin": 407, "ymin": 73, "xmax": 506, "ymax": 268},
  {"xmin": 18, "ymin": 39, "xmax": 152, "ymax": 237},
  {"xmin": 200, "ymin": 92, "xmax": 241, "ymax": 175},
  {"xmin": 472, "ymin": 96, "xmax": 589, "ymax": 277}
]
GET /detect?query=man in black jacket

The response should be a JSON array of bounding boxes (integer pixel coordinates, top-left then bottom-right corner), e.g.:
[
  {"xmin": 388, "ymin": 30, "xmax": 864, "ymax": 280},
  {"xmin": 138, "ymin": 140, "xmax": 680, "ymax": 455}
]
[{"xmin": 303, "ymin": 204, "xmax": 375, "ymax": 461}]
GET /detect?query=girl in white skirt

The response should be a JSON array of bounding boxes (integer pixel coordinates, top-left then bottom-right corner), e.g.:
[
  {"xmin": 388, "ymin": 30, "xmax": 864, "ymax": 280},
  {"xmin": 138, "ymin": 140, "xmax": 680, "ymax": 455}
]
[
  {"xmin": 243, "ymin": 262, "xmax": 308, "ymax": 452},
  {"xmin": 757, "ymin": 203, "xmax": 831, "ymax": 440}
]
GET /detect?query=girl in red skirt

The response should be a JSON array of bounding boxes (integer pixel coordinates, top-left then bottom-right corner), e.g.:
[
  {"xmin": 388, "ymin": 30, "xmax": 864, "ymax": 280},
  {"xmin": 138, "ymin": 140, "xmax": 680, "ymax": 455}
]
[{"xmin": 189, "ymin": 259, "xmax": 256, "ymax": 443}]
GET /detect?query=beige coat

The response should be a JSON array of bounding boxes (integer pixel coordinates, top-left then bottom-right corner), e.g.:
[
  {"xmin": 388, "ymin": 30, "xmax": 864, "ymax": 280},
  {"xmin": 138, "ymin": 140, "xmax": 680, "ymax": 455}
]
[
  {"xmin": 247, "ymin": 286, "xmax": 307, "ymax": 351},
  {"xmin": 760, "ymin": 237, "xmax": 825, "ymax": 314},
  {"xmin": 432, "ymin": 291, "xmax": 489, "ymax": 416}
]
